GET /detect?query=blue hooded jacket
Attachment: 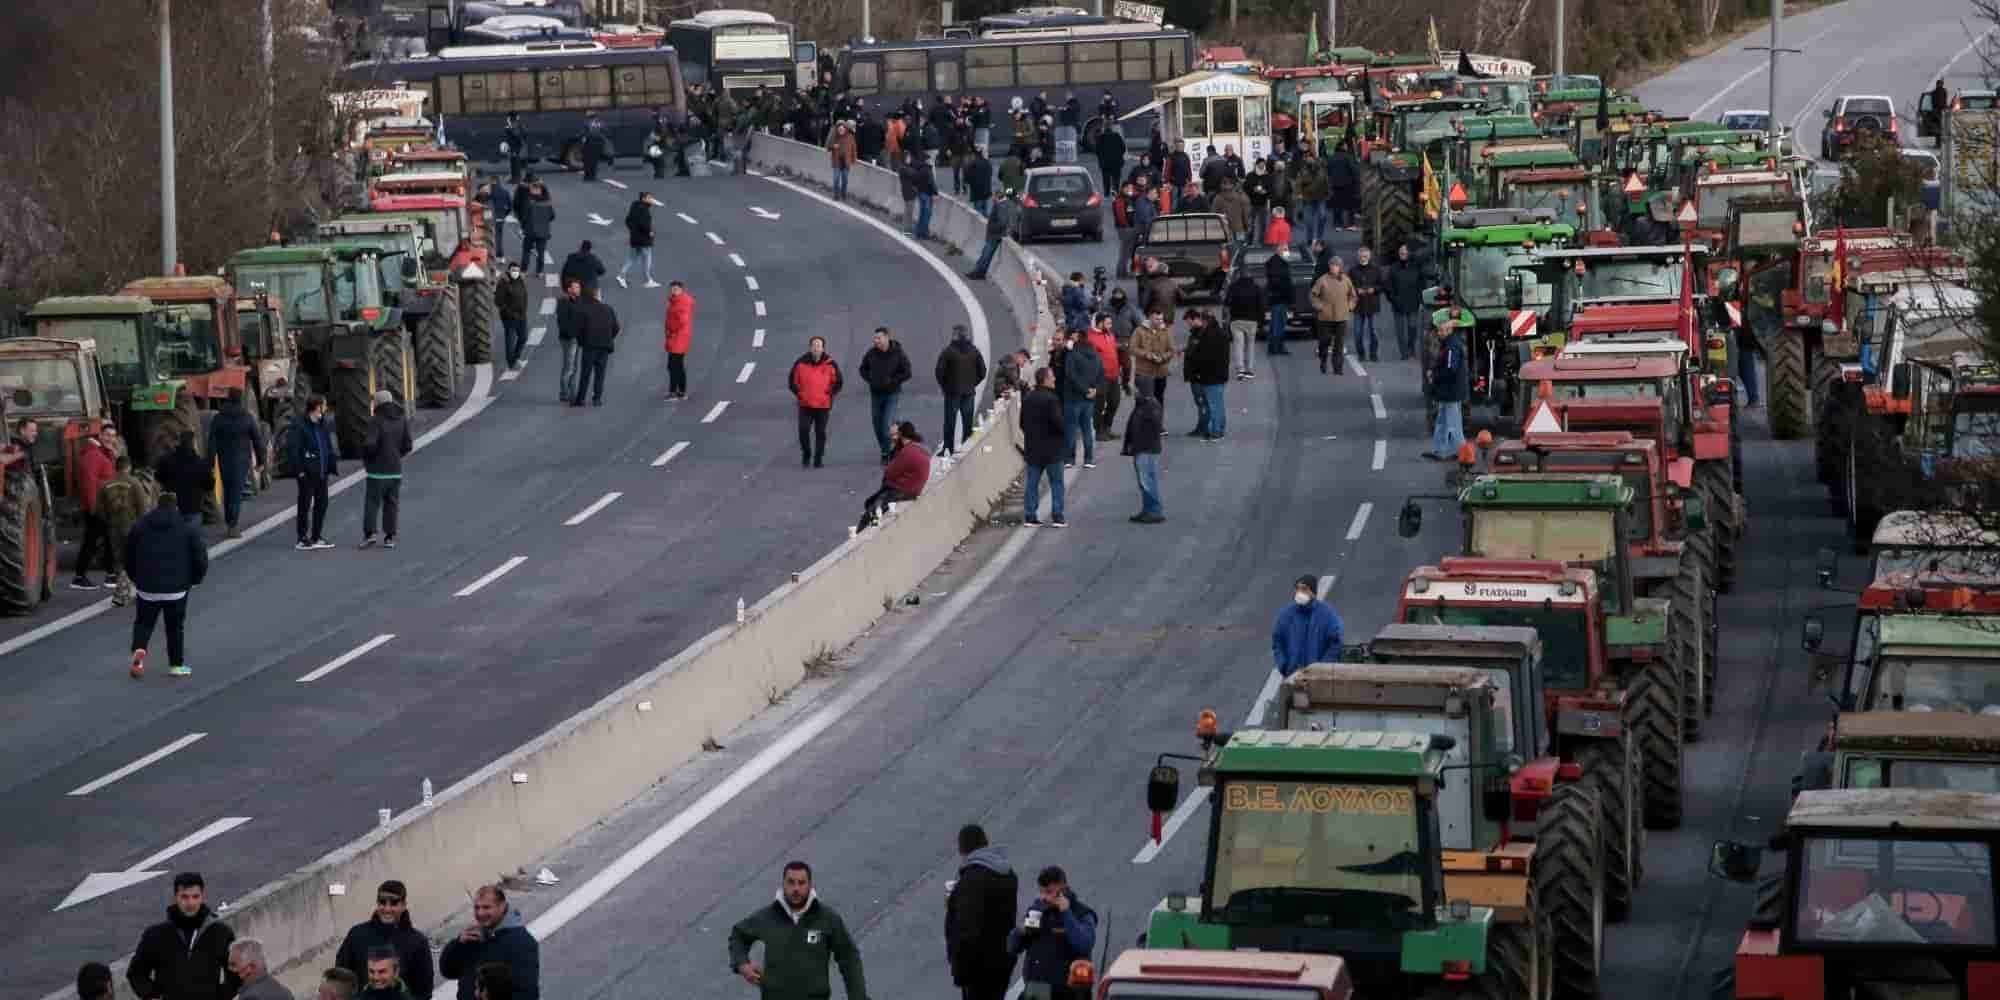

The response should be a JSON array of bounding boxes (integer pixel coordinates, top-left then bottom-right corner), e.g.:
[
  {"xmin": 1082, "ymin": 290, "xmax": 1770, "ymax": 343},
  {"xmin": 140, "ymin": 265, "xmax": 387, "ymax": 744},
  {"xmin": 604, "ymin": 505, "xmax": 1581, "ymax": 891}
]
[{"xmin": 1271, "ymin": 599, "xmax": 1343, "ymax": 676}]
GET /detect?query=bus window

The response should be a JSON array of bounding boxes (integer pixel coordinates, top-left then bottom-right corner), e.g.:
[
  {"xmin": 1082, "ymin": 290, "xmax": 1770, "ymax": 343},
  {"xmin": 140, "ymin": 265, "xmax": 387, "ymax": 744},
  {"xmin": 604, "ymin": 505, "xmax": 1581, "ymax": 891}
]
[
  {"xmin": 1071, "ymin": 41, "xmax": 1118, "ymax": 84},
  {"xmin": 932, "ymin": 57, "xmax": 960, "ymax": 92},
  {"xmin": 541, "ymin": 70, "xmax": 565, "ymax": 108},
  {"xmin": 966, "ymin": 47, "xmax": 1012, "ymax": 89},
  {"xmin": 437, "ymin": 75, "xmax": 463, "ymax": 115},
  {"xmin": 642, "ymin": 64, "xmax": 678, "ymax": 103},
  {"xmin": 1180, "ymin": 97, "xmax": 1208, "ymax": 140},
  {"xmin": 885, "ymin": 50, "xmax": 926, "ymax": 93},
  {"xmin": 847, "ymin": 59, "xmax": 880, "ymax": 92},
  {"xmin": 612, "ymin": 66, "xmax": 646, "ymax": 106},
  {"xmin": 1120, "ymin": 40, "xmax": 1151, "ymax": 81},
  {"xmin": 554, "ymin": 67, "xmax": 609, "ymax": 110},
  {"xmin": 1018, "ymin": 44, "xmax": 1066, "ymax": 86},
  {"xmin": 1154, "ymin": 38, "xmax": 1184, "ymax": 79}
]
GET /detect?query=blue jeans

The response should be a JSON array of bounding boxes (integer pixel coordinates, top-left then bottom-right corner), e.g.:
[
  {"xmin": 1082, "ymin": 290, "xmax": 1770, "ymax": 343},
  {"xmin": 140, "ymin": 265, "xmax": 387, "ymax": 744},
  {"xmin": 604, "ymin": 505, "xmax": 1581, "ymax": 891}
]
[
  {"xmin": 832, "ymin": 166, "xmax": 849, "ymax": 199},
  {"xmin": 1193, "ymin": 382, "xmax": 1225, "ymax": 436},
  {"xmin": 219, "ymin": 459, "xmax": 247, "ymax": 528},
  {"xmin": 1432, "ymin": 400, "xmax": 1465, "ymax": 456},
  {"xmin": 1353, "ymin": 311, "xmax": 1378, "ymax": 359},
  {"xmin": 618, "ymin": 246, "xmax": 654, "ymax": 283},
  {"xmin": 1299, "ymin": 200, "xmax": 1327, "ymax": 243},
  {"xmin": 914, "ymin": 193, "xmax": 934, "ymax": 239},
  {"xmin": 869, "ymin": 391, "xmax": 900, "ymax": 458},
  {"xmin": 1063, "ymin": 398, "xmax": 1096, "ymax": 463},
  {"xmin": 942, "ymin": 393, "xmax": 974, "ymax": 451},
  {"xmin": 559, "ymin": 340, "xmax": 580, "ymax": 399},
  {"xmin": 1133, "ymin": 452, "xmax": 1162, "ymax": 516},
  {"xmin": 1737, "ymin": 347, "xmax": 1761, "ymax": 405},
  {"xmin": 973, "ymin": 197, "xmax": 991, "ymax": 217},
  {"xmin": 971, "ymin": 237, "xmax": 1001, "ymax": 276},
  {"xmin": 1267, "ymin": 304, "xmax": 1291, "ymax": 352},
  {"xmin": 1394, "ymin": 309, "xmax": 1420, "ymax": 359},
  {"xmin": 1024, "ymin": 462, "xmax": 1065, "ymax": 521}
]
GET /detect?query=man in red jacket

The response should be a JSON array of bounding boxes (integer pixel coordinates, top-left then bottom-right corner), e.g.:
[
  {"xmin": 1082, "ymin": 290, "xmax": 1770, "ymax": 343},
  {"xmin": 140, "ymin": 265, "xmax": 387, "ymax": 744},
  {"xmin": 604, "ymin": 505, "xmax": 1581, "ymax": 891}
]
[
  {"xmin": 72, "ymin": 428, "xmax": 118, "ymax": 590},
  {"xmin": 789, "ymin": 335, "xmax": 843, "ymax": 468},
  {"xmin": 662, "ymin": 280, "xmax": 695, "ymax": 401},
  {"xmin": 857, "ymin": 422, "xmax": 931, "ymax": 532},
  {"xmin": 1085, "ymin": 313, "xmax": 1123, "ymax": 439}
]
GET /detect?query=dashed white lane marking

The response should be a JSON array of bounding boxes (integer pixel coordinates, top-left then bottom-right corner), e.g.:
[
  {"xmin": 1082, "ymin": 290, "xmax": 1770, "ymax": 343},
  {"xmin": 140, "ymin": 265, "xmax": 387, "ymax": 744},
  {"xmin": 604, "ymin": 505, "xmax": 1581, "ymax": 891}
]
[
  {"xmin": 1372, "ymin": 440, "xmax": 1387, "ymax": 471},
  {"xmin": 677, "ymin": 212, "xmax": 698, "ymax": 224},
  {"xmin": 68, "ymin": 733, "xmax": 208, "ymax": 796},
  {"xmin": 1318, "ymin": 572, "xmax": 1339, "ymax": 602},
  {"xmin": 752, "ymin": 329, "xmax": 766, "ymax": 349},
  {"xmin": 542, "ymin": 251, "xmax": 554, "ymax": 267},
  {"xmin": 539, "ymin": 298, "xmax": 555, "ymax": 315},
  {"xmin": 1133, "ymin": 667, "xmax": 1285, "ymax": 864},
  {"xmin": 651, "ymin": 441, "xmax": 690, "ymax": 467},
  {"xmin": 705, "ymin": 231, "xmax": 725, "ymax": 245},
  {"xmin": 753, "ymin": 301, "xmax": 766, "ymax": 317},
  {"xmin": 544, "ymin": 273, "xmax": 558, "ymax": 289},
  {"xmin": 1370, "ymin": 393, "xmax": 1386, "ymax": 420},
  {"xmin": 735, "ymin": 362, "xmax": 755, "ymax": 383},
  {"xmin": 602, "ymin": 178, "xmax": 628, "ymax": 189},
  {"xmin": 297, "ymin": 633, "xmax": 397, "ymax": 684},
  {"xmin": 1349, "ymin": 354, "xmax": 1368, "ymax": 377},
  {"xmin": 527, "ymin": 325, "xmax": 546, "ymax": 347},
  {"xmin": 701, "ymin": 401, "xmax": 729, "ymax": 423},
  {"xmin": 454, "ymin": 556, "xmax": 527, "ymax": 597},
  {"xmin": 744, "ymin": 276, "xmax": 759, "ymax": 291},
  {"xmin": 1345, "ymin": 502, "xmax": 1373, "ymax": 541},
  {"xmin": 728, "ymin": 253, "xmax": 745, "ymax": 267},
  {"xmin": 564, "ymin": 492, "xmax": 623, "ymax": 526}
]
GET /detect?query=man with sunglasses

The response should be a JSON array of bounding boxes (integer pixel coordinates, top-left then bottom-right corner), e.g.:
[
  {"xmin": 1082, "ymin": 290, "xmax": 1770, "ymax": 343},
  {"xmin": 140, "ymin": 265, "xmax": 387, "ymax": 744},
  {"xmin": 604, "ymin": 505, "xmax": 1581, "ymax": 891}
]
[{"xmin": 335, "ymin": 880, "xmax": 434, "ymax": 999}]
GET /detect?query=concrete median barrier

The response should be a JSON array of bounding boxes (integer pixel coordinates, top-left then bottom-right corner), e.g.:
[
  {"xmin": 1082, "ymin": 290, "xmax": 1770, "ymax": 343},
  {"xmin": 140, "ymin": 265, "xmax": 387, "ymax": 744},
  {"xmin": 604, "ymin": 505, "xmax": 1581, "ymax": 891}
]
[{"xmin": 54, "ymin": 132, "xmax": 1059, "ymax": 1000}]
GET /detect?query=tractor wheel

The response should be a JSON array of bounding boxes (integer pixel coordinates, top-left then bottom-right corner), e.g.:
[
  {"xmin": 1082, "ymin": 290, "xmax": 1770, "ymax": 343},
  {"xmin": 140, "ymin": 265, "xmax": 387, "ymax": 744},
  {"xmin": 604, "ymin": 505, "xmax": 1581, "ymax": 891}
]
[
  {"xmin": 1810, "ymin": 358, "xmax": 1848, "ymax": 496},
  {"xmin": 1630, "ymin": 645, "xmax": 1687, "ymax": 830},
  {"xmin": 1845, "ymin": 419, "xmax": 1889, "ymax": 554},
  {"xmin": 1695, "ymin": 461, "xmax": 1739, "ymax": 593},
  {"xmin": 1669, "ymin": 556, "xmax": 1708, "ymax": 743},
  {"xmin": 1531, "ymin": 779, "xmax": 1604, "ymax": 1000},
  {"xmin": 1573, "ymin": 739, "xmax": 1641, "ymax": 922},
  {"xmin": 373, "ymin": 330, "xmax": 410, "ymax": 404},
  {"xmin": 1471, "ymin": 882, "xmax": 1550, "ymax": 1000},
  {"xmin": 145, "ymin": 392, "xmax": 201, "ymax": 472},
  {"xmin": 197, "ymin": 409, "xmax": 220, "ymax": 525},
  {"xmin": 1768, "ymin": 327, "xmax": 1809, "ymax": 439},
  {"xmin": 1704, "ymin": 577, "xmax": 1720, "ymax": 715},
  {"xmin": 415, "ymin": 291, "xmax": 460, "ymax": 408},
  {"xmin": 330, "ymin": 368, "xmax": 372, "ymax": 462},
  {"xmin": 1372, "ymin": 176, "xmax": 1419, "ymax": 260},
  {"xmin": 254, "ymin": 419, "xmax": 273, "ymax": 492},
  {"xmin": 267, "ymin": 395, "xmax": 296, "ymax": 479},
  {"xmin": 461, "ymin": 278, "xmax": 497, "ymax": 364},
  {"xmin": 0, "ymin": 468, "xmax": 51, "ymax": 613}
]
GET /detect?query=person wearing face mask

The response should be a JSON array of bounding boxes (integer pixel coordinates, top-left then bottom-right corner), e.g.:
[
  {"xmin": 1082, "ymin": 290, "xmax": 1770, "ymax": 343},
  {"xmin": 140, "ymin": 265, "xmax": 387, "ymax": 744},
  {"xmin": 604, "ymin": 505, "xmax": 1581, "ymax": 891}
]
[
  {"xmin": 1271, "ymin": 574, "xmax": 1343, "ymax": 677},
  {"xmin": 496, "ymin": 262, "xmax": 529, "ymax": 371}
]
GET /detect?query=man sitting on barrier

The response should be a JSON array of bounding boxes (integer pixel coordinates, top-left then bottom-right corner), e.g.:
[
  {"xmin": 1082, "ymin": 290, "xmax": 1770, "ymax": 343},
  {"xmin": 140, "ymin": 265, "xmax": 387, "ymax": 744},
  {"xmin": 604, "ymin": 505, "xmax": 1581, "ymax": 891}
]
[{"xmin": 857, "ymin": 421, "xmax": 933, "ymax": 533}]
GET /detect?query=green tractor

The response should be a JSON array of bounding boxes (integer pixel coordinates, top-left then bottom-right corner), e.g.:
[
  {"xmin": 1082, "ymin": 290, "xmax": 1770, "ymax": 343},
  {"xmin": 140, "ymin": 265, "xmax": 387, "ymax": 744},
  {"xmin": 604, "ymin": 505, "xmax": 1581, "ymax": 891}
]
[
  {"xmin": 1360, "ymin": 95, "xmax": 1491, "ymax": 256},
  {"xmin": 19, "ymin": 295, "xmax": 214, "ymax": 469},
  {"xmin": 308, "ymin": 216, "xmax": 464, "ymax": 408},
  {"xmin": 1143, "ymin": 724, "xmax": 1510, "ymax": 999},
  {"xmin": 1417, "ymin": 214, "xmax": 1575, "ymax": 431},
  {"xmin": 226, "ymin": 244, "xmax": 413, "ymax": 460}
]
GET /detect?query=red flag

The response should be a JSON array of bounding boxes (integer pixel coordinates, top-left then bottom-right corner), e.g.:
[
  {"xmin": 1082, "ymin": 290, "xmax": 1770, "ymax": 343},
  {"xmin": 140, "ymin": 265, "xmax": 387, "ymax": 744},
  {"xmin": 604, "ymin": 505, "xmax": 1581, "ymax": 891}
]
[{"xmin": 1679, "ymin": 238, "xmax": 1698, "ymax": 354}]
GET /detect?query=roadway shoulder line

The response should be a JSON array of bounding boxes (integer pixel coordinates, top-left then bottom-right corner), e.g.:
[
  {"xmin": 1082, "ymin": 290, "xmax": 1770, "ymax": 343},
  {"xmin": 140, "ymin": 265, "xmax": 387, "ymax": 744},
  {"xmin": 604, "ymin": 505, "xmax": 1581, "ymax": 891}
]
[
  {"xmin": 564, "ymin": 493, "xmax": 623, "ymax": 526},
  {"xmin": 1372, "ymin": 440, "xmax": 1387, "ymax": 471},
  {"xmin": 67, "ymin": 733, "xmax": 208, "ymax": 796},
  {"xmin": 297, "ymin": 634, "xmax": 398, "ymax": 684},
  {"xmin": 1345, "ymin": 502, "xmax": 1373, "ymax": 541},
  {"xmin": 735, "ymin": 363, "xmax": 756, "ymax": 383},
  {"xmin": 454, "ymin": 556, "xmax": 527, "ymax": 597},
  {"xmin": 701, "ymin": 401, "xmax": 730, "ymax": 423},
  {"xmin": 651, "ymin": 441, "xmax": 690, "ymax": 467}
]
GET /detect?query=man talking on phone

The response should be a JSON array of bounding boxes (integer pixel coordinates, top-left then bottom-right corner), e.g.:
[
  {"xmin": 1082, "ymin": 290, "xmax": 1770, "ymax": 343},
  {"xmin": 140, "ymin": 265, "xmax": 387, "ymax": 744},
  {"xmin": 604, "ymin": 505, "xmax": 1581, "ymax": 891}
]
[
  {"xmin": 728, "ymin": 862, "xmax": 869, "ymax": 1000},
  {"xmin": 438, "ymin": 886, "xmax": 539, "ymax": 1000}
]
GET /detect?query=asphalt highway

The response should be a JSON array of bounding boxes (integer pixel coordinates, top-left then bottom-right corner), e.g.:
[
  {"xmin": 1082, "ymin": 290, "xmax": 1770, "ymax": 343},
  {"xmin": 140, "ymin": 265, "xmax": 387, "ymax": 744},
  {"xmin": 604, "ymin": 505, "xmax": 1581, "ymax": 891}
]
[
  {"xmin": 2, "ymin": 162, "xmax": 1009, "ymax": 1000},
  {"xmin": 486, "ymin": 5, "xmax": 1990, "ymax": 999}
]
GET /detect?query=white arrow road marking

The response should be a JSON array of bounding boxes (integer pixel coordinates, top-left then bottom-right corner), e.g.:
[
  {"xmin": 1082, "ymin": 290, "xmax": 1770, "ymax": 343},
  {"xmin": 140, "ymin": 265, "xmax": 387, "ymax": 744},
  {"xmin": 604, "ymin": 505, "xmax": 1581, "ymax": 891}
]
[
  {"xmin": 68, "ymin": 733, "xmax": 207, "ymax": 797},
  {"xmin": 752, "ymin": 329, "xmax": 766, "ymax": 349},
  {"xmin": 735, "ymin": 362, "xmax": 755, "ymax": 383},
  {"xmin": 701, "ymin": 401, "xmax": 729, "ymax": 423},
  {"xmin": 749, "ymin": 206, "xmax": 781, "ymax": 219},
  {"xmin": 728, "ymin": 253, "xmax": 745, "ymax": 267},
  {"xmin": 586, "ymin": 213, "xmax": 613, "ymax": 227},
  {"xmin": 1372, "ymin": 440, "xmax": 1387, "ymax": 471},
  {"xmin": 1345, "ymin": 502, "xmax": 1373, "ymax": 541},
  {"xmin": 565, "ymin": 492, "xmax": 622, "ymax": 526},
  {"xmin": 705, "ymin": 231, "xmax": 724, "ymax": 245},
  {"xmin": 543, "ymin": 273, "xmax": 558, "ymax": 289},
  {"xmin": 527, "ymin": 325, "xmax": 546, "ymax": 347},
  {"xmin": 298, "ymin": 634, "xmax": 397, "ymax": 684},
  {"xmin": 455, "ymin": 556, "xmax": 526, "ymax": 597},
  {"xmin": 602, "ymin": 178, "xmax": 628, "ymax": 189},
  {"xmin": 753, "ymin": 301, "xmax": 766, "ymax": 317},
  {"xmin": 744, "ymin": 276, "xmax": 759, "ymax": 291},
  {"xmin": 677, "ymin": 212, "xmax": 698, "ymax": 224},
  {"xmin": 1133, "ymin": 669, "xmax": 1284, "ymax": 864},
  {"xmin": 651, "ymin": 441, "xmax": 690, "ymax": 467},
  {"xmin": 58, "ymin": 817, "xmax": 252, "ymax": 911}
]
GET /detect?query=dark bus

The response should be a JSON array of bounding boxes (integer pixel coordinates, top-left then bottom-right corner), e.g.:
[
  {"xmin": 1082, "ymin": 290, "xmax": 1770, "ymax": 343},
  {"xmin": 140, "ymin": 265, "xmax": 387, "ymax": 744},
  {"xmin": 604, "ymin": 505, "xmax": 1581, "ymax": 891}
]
[
  {"xmin": 836, "ymin": 24, "xmax": 1193, "ymax": 120},
  {"xmin": 341, "ymin": 41, "xmax": 685, "ymax": 165},
  {"xmin": 667, "ymin": 9, "xmax": 814, "ymax": 98}
]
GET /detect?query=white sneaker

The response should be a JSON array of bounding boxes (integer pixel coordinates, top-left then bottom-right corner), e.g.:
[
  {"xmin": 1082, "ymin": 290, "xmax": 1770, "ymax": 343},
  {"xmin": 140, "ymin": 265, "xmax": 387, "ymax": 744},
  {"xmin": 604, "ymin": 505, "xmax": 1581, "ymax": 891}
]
[
  {"xmin": 616, "ymin": 275, "xmax": 629, "ymax": 288},
  {"xmin": 644, "ymin": 280, "xmax": 662, "ymax": 288},
  {"xmin": 308, "ymin": 539, "xmax": 336, "ymax": 551}
]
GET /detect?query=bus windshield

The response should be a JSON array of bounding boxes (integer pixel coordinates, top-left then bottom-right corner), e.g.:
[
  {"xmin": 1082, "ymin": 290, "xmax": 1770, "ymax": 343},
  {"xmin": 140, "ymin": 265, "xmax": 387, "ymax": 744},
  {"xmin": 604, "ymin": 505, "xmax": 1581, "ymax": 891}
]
[{"xmin": 1406, "ymin": 603, "xmax": 1592, "ymax": 690}]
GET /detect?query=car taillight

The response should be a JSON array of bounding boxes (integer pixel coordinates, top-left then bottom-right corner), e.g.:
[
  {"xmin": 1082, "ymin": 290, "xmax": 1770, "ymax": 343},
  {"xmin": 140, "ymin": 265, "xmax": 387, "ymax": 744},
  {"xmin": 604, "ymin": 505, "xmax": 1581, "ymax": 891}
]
[
  {"xmin": 1887, "ymin": 117, "xmax": 1899, "ymax": 134},
  {"xmin": 1086, "ymin": 193, "xmax": 1102, "ymax": 207},
  {"xmin": 1022, "ymin": 194, "xmax": 1039, "ymax": 208},
  {"xmin": 1834, "ymin": 118, "xmax": 1846, "ymax": 133},
  {"xmin": 1219, "ymin": 247, "xmax": 1231, "ymax": 269}
]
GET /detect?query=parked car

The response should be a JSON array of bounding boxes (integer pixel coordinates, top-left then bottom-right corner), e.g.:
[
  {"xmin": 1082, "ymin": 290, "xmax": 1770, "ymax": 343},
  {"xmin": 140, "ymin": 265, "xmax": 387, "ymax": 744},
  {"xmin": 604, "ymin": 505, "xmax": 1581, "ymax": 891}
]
[
  {"xmin": 1017, "ymin": 166, "xmax": 1104, "ymax": 242},
  {"xmin": 1820, "ymin": 95, "xmax": 1899, "ymax": 162},
  {"xmin": 1132, "ymin": 212, "xmax": 1235, "ymax": 301},
  {"xmin": 1226, "ymin": 245, "xmax": 1315, "ymax": 338}
]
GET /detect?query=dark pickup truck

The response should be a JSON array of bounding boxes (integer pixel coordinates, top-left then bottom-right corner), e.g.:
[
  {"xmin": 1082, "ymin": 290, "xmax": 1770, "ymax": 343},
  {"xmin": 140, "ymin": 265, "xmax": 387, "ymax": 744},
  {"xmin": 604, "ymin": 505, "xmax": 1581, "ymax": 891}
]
[{"xmin": 1131, "ymin": 213, "xmax": 1236, "ymax": 302}]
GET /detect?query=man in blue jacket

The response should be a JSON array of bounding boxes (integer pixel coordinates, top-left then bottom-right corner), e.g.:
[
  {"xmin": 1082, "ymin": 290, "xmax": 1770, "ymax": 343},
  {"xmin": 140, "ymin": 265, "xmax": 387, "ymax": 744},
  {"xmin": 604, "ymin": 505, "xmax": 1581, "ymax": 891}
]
[
  {"xmin": 1271, "ymin": 574, "xmax": 1342, "ymax": 677},
  {"xmin": 1423, "ymin": 293, "xmax": 1473, "ymax": 461},
  {"xmin": 1008, "ymin": 867, "xmax": 1097, "ymax": 1000},
  {"xmin": 288, "ymin": 395, "xmax": 339, "ymax": 551}
]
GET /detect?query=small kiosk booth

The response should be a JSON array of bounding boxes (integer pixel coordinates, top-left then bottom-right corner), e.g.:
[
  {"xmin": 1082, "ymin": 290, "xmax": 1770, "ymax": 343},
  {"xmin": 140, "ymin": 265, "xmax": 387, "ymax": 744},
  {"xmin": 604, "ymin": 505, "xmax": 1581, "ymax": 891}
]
[{"xmin": 1122, "ymin": 69, "xmax": 1273, "ymax": 171}]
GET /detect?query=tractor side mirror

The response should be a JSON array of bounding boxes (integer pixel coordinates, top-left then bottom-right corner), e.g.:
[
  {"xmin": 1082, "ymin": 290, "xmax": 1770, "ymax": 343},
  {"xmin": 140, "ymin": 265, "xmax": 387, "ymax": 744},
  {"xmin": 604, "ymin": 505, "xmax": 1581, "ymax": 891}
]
[
  {"xmin": 1398, "ymin": 500, "xmax": 1423, "ymax": 538},
  {"xmin": 1503, "ymin": 271, "xmax": 1525, "ymax": 311},
  {"xmin": 1802, "ymin": 614, "xmax": 1825, "ymax": 651},
  {"xmin": 1709, "ymin": 840, "xmax": 1763, "ymax": 883},
  {"xmin": 1891, "ymin": 361, "xmax": 1913, "ymax": 400},
  {"xmin": 1816, "ymin": 546, "xmax": 1838, "ymax": 587},
  {"xmin": 1682, "ymin": 492, "xmax": 1707, "ymax": 534},
  {"xmin": 1147, "ymin": 765, "xmax": 1181, "ymax": 814}
]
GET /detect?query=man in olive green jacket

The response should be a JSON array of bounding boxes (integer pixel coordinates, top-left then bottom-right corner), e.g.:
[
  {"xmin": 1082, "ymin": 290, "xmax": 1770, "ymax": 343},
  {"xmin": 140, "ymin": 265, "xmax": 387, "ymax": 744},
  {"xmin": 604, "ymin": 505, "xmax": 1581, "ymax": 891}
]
[{"xmin": 729, "ymin": 862, "xmax": 868, "ymax": 1000}]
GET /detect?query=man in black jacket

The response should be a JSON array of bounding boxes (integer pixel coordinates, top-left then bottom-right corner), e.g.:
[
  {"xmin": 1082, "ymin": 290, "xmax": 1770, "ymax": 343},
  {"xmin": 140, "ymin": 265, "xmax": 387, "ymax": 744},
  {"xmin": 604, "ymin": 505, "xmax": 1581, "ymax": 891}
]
[
  {"xmin": 555, "ymin": 279, "xmax": 583, "ymax": 402},
  {"xmin": 1223, "ymin": 268, "xmax": 1266, "ymax": 380},
  {"xmin": 858, "ymin": 327, "xmax": 913, "ymax": 463},
  {"xmin": 1385, "ymin": 243, "xmax": 1427, "ymax": 360},
  {"xmin": 1018, "ymin": 367, "xmax": 1066, "ymax": 527},
  {"xmin": 496, "ymin": 262, "xmax": 529, "ymax": 370},
  {"xmin": 128, "ymin": 873, "xmax": 236, "ymax": 1000},
  {"xmin": 336, "ymin": 880, "xmax": 434, "ymax": 999},
  {"xmin": 617, "ymin": 193, "xmax": 659, "ymax": 289},
  {"xmin": 204, "ymin": 389, "xmax": 264, "ymax": 537},
  {"xmin": 517, "ymin": 182, "xmax": 553, "ymax": 274},
  {"xmin": 935, "ymin": 324, "xmax": 987, "ymax": 456},
  {"xmin": 963, "ymin": 146, "xmax": 995, "ymax": 216},
  {"xmin": 1122, "ymin": 392, "xmax": 1164, "ymax": 522},
  {"xmin": 125, "ymin": 489, "xmax": 209, "ymax": 678},
  {"xmin": 559, "ymin": 240, "xmax": 605, "ymax": 295},
  {"xmin": 1263, "ymin": 250, "xmax": 1295, "ymax": 354},
  {"xmin": 154, "ymin": 431, "xmax": 212, "ymax": 530},
  {"xmin": 946, "ymin": 824, "xmax": 1018, "ymax": 1000},
  {"xmin": 1093, "ymin": 126, "xmax": 1126, "ymax": 199},
  {"xmin": 1184, "ymin": 310, "xmax": 1232, "ymax": 441},
  {"xmin": 360, "ymin": 391, "xmax": 414, "ymax": 548},
  {"xmin": 570, "ymin": 288, "xmax": 620, "ymax": 407}
]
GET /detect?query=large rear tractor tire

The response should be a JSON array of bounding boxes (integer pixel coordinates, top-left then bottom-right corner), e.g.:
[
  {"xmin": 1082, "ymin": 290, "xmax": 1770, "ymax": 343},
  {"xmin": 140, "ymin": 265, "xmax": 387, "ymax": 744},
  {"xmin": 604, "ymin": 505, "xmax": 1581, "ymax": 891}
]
[
  {"xmin": 1573, "ymin": 740, "xmax": 1641, "ymax": 922},
  {"xmin": 330, "ymin": 368, "xmax": 372, "ymax": 461},
  {"xmin": 1668, "ymin": 557, "xmax": 1708, "ymax": 742},
  {"xmin": 1846, "ymin": 419, "xmax": 1889, "ymax": 554},
  {"xmin": 373, "ymin": 330, "xmax": 411, "ymax": 404},
  {"xmin": 145, "ymin": 392, "xmax": 201, "ymax": 472},
  {"xmin": 1811, "ymin": 358, "xmax": 1848, "ymax": 497},
  {"xmin": 461, "ymin": 277, "xmax": 497, "ymax": 364},
  {"xmin": 1470, "ymin": 887, "xmax": 1550, "ymax": 1000},
  {"xmin": 0, "ymin": 469, "xmax": 53, "ymax": 613},
  {"xmin": 1631, "ymin": 648, "xmax": 1687, "ymax": 830},
  {"xmin": 267, "ymin": 395, "xmax": 297, "ymax": 479},
  {"xmin": 1695, "ymin": 461, "xmax": 1739, "ymax": 592},
  {"xmin": 415, "ymin": 290, "xmax": 460, "ymax": 409},
  {"xmin": 1531, "ymin": 780, "xmax": 1605, "ymax": 1000},
  {"xmin": 1366, "ymin": 176, "xmax": 1419, "ymax": 259},
  {"xmin": 1768, "ymin": 328, "xmax": 1809, "ymax": 439}
]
